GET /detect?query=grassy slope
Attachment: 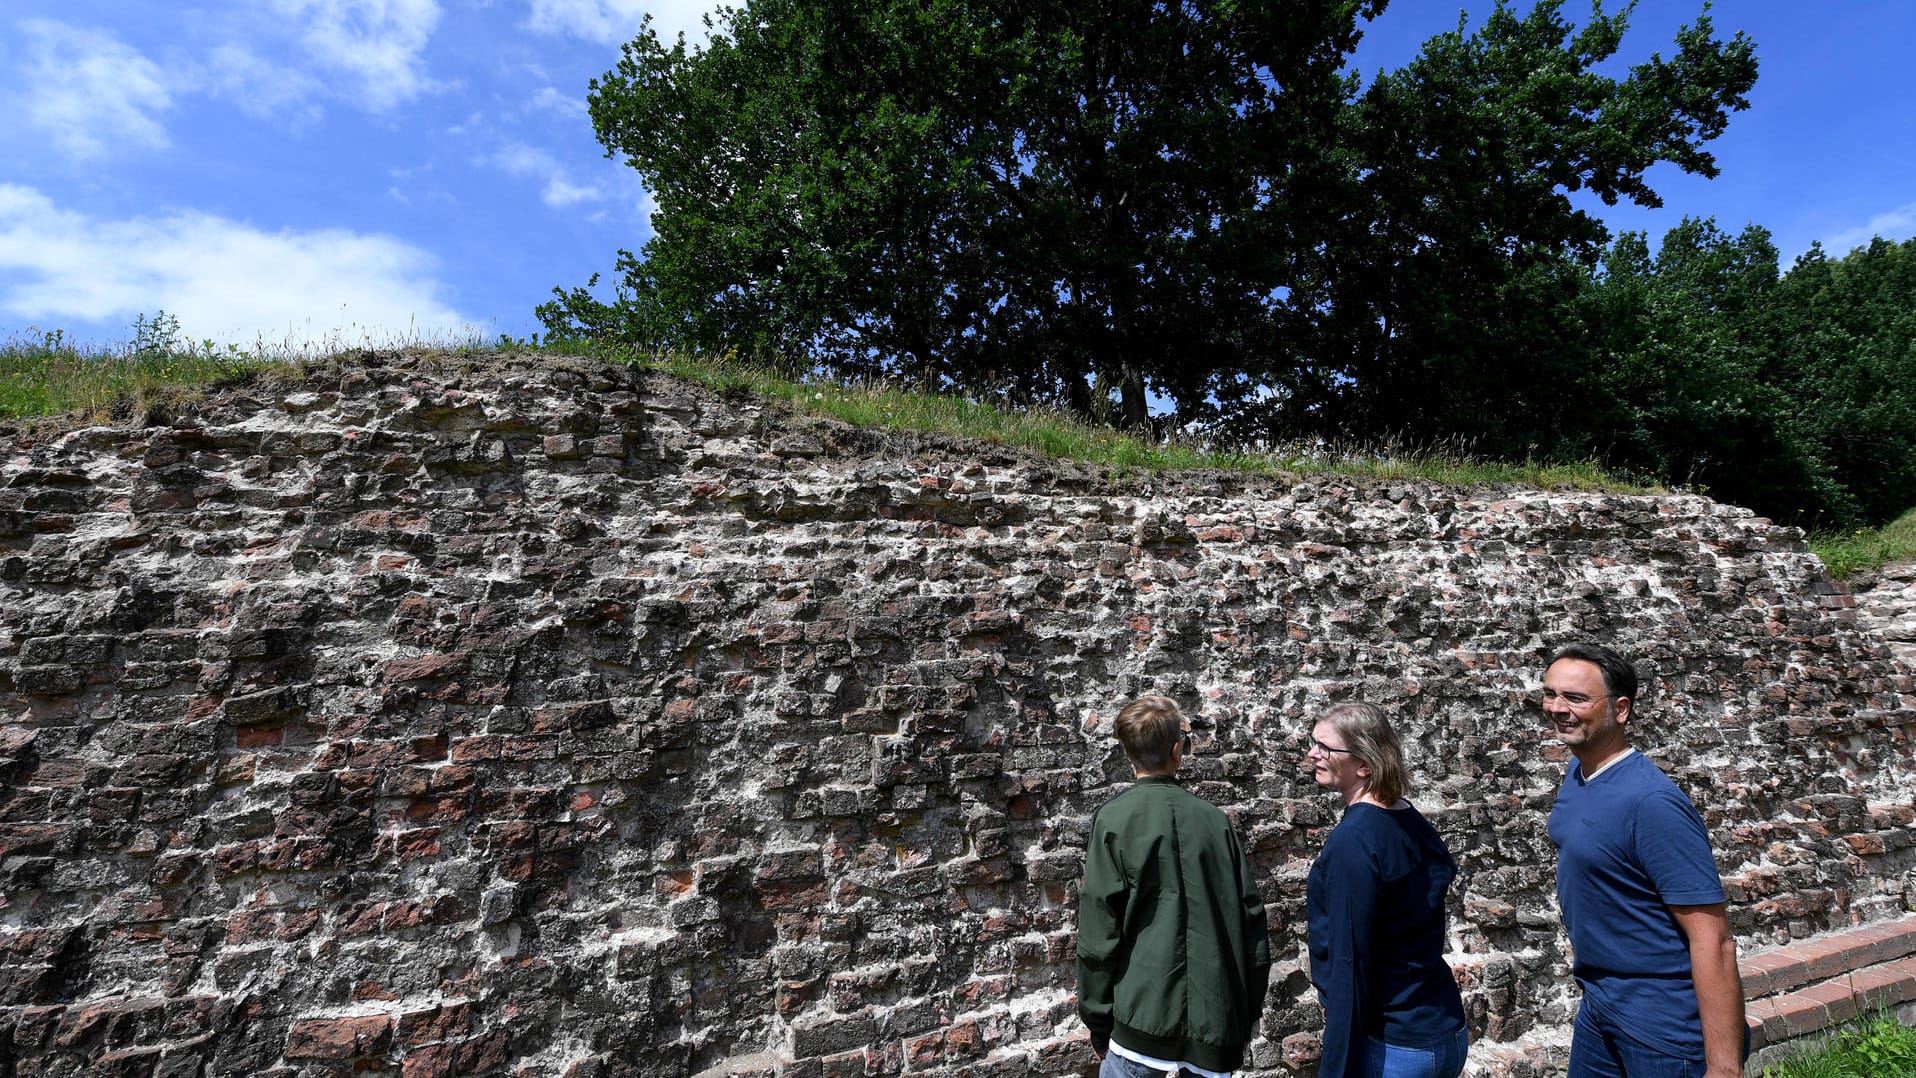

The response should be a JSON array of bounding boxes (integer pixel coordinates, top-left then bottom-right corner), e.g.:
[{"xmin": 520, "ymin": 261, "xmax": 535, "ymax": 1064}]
[
  {"xmin": 650, "ymin": 352, "xmax": 1636, "ymax": 491},
  {"xmin": 1808, "ymin": 509, "xmax": 1916, "ymax": 579}
]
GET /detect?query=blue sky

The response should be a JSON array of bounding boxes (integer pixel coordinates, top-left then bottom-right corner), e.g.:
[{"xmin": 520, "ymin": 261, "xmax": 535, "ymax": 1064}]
[{"xmin": 1, "ymin": 1, "xmax": 1912, "ymax": 351}]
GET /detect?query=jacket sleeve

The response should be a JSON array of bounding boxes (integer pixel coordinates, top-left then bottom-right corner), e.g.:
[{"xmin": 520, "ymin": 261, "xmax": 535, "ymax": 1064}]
[
  {"xmin": 1075, "ymin": 813, "xmax": 1127, "ymax": 1054},
  {"xmin": 1313, "ymin": 830, "xmax": 1378, "ymax": 1078},
  {"xmin": 1235, "ymin": 829, "xmax": 1273, "ymax": 1024}
]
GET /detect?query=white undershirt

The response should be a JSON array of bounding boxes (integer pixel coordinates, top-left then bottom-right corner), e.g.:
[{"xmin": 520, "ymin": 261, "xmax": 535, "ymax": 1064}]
[
  {"xmin": 1582, "ymin": 745, "xmax": 1637, "ymax": 781},
  {"xmin": 1110, "ymin": 1040, "xmax": 1232, "ymax": 1078}
]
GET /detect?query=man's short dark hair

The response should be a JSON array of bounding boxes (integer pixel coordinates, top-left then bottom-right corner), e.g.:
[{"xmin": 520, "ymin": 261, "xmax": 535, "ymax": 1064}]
[
  {"xmin": 1548, "ymin": 642, "xmax": 1639, "ymax": 703},
  {"xmin": 1114, "ymin": 694, "xmax": 1185, "ymax": 772}
]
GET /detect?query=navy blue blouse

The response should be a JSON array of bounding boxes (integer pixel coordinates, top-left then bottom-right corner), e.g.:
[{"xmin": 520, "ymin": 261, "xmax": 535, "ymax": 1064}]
[{"xmin": 1306, "ymin": 802, "xmax": 1466, "ymax": 1077}]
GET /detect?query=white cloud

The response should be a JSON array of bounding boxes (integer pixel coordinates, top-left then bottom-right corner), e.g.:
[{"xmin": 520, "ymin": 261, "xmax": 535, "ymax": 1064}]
[
  {"xmin": 541, "ymin": 176, "xmax": 602, "ymax": 208},
  {"xmin": 14, "ymin": 20, "xmax": 173, "ymax": 162},
  {"xmin": 486, "ymin": 143, "xmax": 606, "ymax": 209},
  {"xmin": 524, "ymin": 0, "xmax": 722, "ymax": 47},
  {"xmin": 447, "ymin": 111, "xmax": 488, "ymax": 137},
  {"xmin": 199, "ymin": 43, "xmax": 326, "ymax": 123},
  {"xmin": 6, "ymin": 7, "xmax": 443, "ymax": 139},
  {"xmin": 1823, "ymin": 202, "xmax": 1916, "ymax": 255},
  {"xmin": 271, "ymin": 0, "xmax": 443, "ymax": 111},
  {"xmin": 0, "ymin": 185, "xmax": 473, "ymax": 349},
  {"xmin": 526, "ymin": 86, "xmax": 588, "ymax": 120}
]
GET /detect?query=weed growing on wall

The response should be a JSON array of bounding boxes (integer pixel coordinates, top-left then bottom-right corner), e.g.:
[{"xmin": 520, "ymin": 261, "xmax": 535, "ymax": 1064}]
[
  {"xmin": 1, "ymin": 314, "xmax": 270, "ymax": 421},
  {"xmin": 0, "ymin": 313, "xmax": 514, "ymax": 423},
  {"xmin": 1760, "ymin": 1013, "xmax": 1916, "ymax": 1077}
]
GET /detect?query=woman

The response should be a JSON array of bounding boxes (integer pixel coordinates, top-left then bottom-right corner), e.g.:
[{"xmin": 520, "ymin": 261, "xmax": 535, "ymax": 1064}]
[{"xmin": 1306, "ymin": 702, "xmax": 1468, "ymax": 1078}]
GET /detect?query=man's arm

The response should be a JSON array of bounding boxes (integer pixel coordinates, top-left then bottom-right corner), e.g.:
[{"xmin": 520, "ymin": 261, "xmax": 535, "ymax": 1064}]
[{"xmin": 1670, "ymin": 902, "xmax": 1745, "ymax": 1078}]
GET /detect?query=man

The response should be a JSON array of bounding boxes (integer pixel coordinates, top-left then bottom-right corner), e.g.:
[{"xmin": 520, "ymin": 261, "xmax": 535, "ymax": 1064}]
[
  {"xmin": 1544, "ymin": 643, "xmax": 1746, "ymax": 1078},
  {"xmin": 1076, "ymin": 694, "xmax": 1272, "ymax": 1078}
]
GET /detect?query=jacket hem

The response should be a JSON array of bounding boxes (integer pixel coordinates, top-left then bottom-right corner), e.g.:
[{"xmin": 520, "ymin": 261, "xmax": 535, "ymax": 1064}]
[{"xmin": 1112, "ymin": 1022, "xmax": 1244, "ymax": 1072}]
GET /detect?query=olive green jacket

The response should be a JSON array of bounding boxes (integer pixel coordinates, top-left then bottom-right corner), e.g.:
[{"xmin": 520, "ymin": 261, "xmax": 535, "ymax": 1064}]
[{"xmin": 1076, "ymin": 775, "xmax": 1273, "ymax": 1072}]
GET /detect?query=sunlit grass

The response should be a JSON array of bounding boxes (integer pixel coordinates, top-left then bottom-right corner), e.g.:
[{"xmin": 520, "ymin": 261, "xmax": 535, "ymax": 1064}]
[
  {"xmin": 1758, "ymin": 1013, "xmax": 1916, "ymax": 1077},
  {"xmin": 1810, "ymin": 509, "xmax": 1916, "ymax": 580},
  {"xmin": 0, "ymin": 341, "xmax": 270, "ymax": 422},
  {"xmin": 1, "ymin": 321, "xmax": 1651, "ymax": 494},
  {"xmin": 1, "ymin": 315, "xmax": 333, "ymax": 422},
  {"xmin": 0, "ymin": 314, "xmax": 519, "ymax": 424},
  {"xmin": 648, "ymin": 351, "xmax": 1648, "ymax": 491}
]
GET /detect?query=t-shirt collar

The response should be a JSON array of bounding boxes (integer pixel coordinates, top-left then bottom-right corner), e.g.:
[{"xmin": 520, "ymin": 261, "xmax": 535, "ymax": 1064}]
[{"xmin": 1580, "ymin": 746, "xmax": 1637, "ymax": 782}]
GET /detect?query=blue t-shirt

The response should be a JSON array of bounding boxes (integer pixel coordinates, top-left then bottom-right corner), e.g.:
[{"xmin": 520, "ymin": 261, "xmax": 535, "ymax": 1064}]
[
  {"xmin": 1307, "ymin": 802, "xmax": 1466, "ymax": 1078},
  {"xmin": 1548, "ymin": 751, "xmax": 1725, "ymax": 1059}
]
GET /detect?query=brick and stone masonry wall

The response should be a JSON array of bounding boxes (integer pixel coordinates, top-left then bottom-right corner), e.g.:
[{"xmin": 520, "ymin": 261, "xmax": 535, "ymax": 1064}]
[{"xmin": 0, "ymin": 352, "xmax": 1911, "ymax": 1078}]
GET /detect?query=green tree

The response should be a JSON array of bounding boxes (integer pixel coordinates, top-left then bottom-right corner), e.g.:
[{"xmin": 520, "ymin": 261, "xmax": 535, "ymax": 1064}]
[
  {"xmin": 549, "ymin": 0, "xmax": 1756, "ymax": 440},
  {"xmin": 1578, "ymin": 223, "xmax": 1916, "ymax": 530},
  {"xmin": 1768, "ymin": 237, "xmax": 1916, "ymax": 527},
  {"xmin": 545, "ymin": 0, "xmax": 1378, "ymax": 428},
  {"xmin": 1586, "ymin": 219, "xmax": 1824, "ymax": 513},
  {"xmin": 1271, "ymin": 0, "xmax": 1757, "ymax": 456}
]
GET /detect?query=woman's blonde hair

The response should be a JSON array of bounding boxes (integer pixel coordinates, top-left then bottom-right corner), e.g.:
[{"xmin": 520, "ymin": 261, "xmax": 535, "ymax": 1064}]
[{"xmin": 1319, "ymin": 701, "xmax": 1410, "ymax": 805}]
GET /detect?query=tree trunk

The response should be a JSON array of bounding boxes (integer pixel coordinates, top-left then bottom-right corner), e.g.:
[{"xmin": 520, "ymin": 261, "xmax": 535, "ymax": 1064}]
[{"xmin": 1118, "ymin": 361, "xmax": 1149, "ymax": 435}]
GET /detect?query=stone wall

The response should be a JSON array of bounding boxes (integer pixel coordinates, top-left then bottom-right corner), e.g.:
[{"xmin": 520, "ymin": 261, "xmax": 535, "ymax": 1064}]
[
  {"xmin": 0, "ymin": 352, "xmax": 1911, "ymax": 1078},
  {"xmin": 1852, "ymin": 562, "xmax": 1916, "ymax": 670}
]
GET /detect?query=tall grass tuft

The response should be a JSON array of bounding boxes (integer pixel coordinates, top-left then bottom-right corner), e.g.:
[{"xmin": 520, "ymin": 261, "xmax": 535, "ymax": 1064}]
[{"xmin": 0, "ymin": 317, "xmax": 275, "ymax": 422}]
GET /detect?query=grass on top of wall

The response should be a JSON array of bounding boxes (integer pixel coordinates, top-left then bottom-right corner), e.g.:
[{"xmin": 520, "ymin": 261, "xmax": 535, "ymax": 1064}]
[
  {"xmin": 3, "ymin": 322, "xmax": 1646, "ymax": 495},
  {"xmin": 0, "ymin": 325, "xmax": 1642, "ymax": 493},
  {"xmin": 1758, "ymin": 1013, "xmax": 1916, "ymax": 1078},
  {"xmin": 1, "ymin": 318, "xmax": 301, "ymax": 423},
  {"xmin": 650, "ymin": 350, "xmax": 1645, "ymax": 493},
  {"xmin": 0, "ymin": 316, "xmax": 525, "ymax": 422},
  {"xmin": 1809, "ymin": 509, "xmax": 1916, "ymax": 580}
]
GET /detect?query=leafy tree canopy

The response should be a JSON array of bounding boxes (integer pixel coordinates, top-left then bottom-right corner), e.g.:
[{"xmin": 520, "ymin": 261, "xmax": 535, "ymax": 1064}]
[
  {"xmin": 1283, "ymin": 0, "xmax": 1757, "ymax": 455},
  {"xmin": 1582, "ymin": 222, "xmax": 1916, "ymax": 530},
  {"xmin": 542, "ymin": 0, "xmax": 1757, "ymax": 439}
]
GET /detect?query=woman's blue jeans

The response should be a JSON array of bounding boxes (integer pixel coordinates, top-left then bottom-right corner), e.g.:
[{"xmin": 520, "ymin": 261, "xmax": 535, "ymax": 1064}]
[{"xmin": 1358, "ymin": 1027, "xmax": 1469, "ymax": 1078}]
